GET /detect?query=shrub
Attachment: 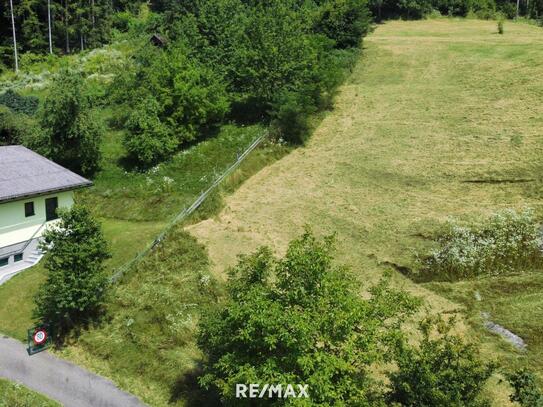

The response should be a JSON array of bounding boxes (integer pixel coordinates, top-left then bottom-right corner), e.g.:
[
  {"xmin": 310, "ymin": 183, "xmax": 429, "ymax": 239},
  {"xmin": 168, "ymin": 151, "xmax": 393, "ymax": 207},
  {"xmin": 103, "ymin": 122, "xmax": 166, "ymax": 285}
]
[
  {"xmin": 198, "ymin": 229, "xmax": 420, "ymax": 405},
  {"xmin": 124, "ymin": 97, "xmax": 178, "ymax": 168},
  {"xmin": 0, "ymin": 106, "xmax": 42, "ymax": 146},
  {"xmin": 34, "ymin": 206, "xmax": 110, "ymax": 336},
  {"xmin": 314, "ymin": 0, "xmax": 372, "ymax": 49},
  {"xmin": 388, "ymin": 316, "xmax": 495, "ymax": 407},
  {"xmin": 39, "ymin": 69, "xmax": 103, "ymax": 177},
  {"xmin": 498, "ymin": 17, "xmax": 505, "ymax": 33},
  {"xmin": 271, "ymin": 91, "xmax": 316, "ymax": 144},
  {"xmin": 418, "ymin": 209, "xmax": 542, "ymax": 281},
  {"xmin": 506, "ymin": 369, "xmax": 543, "ymax": 407},
  {"xmin": 0, "ymin": 90, "xmax": 39, "ymax": 115}
]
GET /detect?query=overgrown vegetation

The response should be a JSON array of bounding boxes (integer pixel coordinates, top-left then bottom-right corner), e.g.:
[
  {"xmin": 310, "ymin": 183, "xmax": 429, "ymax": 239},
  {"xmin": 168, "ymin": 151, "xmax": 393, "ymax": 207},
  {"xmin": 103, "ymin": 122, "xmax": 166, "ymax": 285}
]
[
  {"xmin": 35, "ymin": 69, "xmax": 103, "ymax": 176},
  {"xmin": 0, "ymin": 89, "xmax": 39, "ymax": 114},
  {"xmin": 417, "ymin": 209, "xmax": 542, "ymax": 281},
  {"xmin": 506, "ymin": 369, "xmax": 543, "ymax": 406}
]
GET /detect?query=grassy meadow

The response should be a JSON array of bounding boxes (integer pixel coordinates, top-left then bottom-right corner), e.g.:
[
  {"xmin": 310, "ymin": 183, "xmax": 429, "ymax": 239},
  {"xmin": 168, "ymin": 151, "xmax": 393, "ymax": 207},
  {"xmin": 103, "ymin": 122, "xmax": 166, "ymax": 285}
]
[
  {"xmin": 0, "ymin": 17, "xmax": 542, "ymax": 406},
  {"xmin": 188, "ymin": 17, "xmax": 543, "ymax": 400}
]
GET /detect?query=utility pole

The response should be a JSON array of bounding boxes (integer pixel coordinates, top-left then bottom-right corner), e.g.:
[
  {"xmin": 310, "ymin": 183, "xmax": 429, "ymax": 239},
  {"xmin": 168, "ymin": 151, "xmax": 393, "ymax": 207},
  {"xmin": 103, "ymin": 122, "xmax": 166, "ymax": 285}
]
[
  {"xmin": 9, "ymin": 0, "xmax": 18, "ymax": 73},
  {"xmin": 48, "ymin": 0, "xmax": 53, "ymax": 54}
]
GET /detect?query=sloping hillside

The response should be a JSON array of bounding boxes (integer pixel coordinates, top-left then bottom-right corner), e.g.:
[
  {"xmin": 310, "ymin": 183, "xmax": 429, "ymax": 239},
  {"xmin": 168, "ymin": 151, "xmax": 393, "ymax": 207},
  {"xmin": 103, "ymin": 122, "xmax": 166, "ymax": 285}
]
[{"xmin": 188, "ymin": 18, "xmax": 543, "ymax": 389}]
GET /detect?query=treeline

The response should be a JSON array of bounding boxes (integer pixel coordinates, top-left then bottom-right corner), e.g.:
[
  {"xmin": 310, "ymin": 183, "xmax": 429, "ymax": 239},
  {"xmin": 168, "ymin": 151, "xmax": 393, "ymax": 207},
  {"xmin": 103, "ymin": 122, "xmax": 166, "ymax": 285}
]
[
  {"xmin": 0, "ymin": 0, "xmax": 142, "ymax": 69},
  {"xmin": 110, "ymin": 0, "xmax": 371, "ymax": 167},
  {"xmin": 370, "ymin": 0, "xmax": 543, "ymax": 20}
]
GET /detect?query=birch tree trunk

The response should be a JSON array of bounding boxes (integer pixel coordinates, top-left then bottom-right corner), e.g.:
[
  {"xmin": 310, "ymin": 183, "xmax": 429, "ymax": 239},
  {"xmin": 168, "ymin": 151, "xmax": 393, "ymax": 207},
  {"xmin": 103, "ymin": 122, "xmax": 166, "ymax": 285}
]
[
  {"xmin": 48, "ymin": 0, "xmax": 53, "ymax": 54},
  {"xmin": 9, "ymin": 0, "xmax": 19, "ymax": 72},
  {"xmin": 65, "ymin": 0, "xmax": 70, "ymax": 53}
]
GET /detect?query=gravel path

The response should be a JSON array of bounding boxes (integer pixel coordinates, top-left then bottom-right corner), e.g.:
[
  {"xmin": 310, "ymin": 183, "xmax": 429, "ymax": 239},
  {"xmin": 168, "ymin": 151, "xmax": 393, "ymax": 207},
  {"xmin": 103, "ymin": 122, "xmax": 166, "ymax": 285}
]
[{"xmin": 0, "ymin": 336, "xmax": 146, "ymax": 407}]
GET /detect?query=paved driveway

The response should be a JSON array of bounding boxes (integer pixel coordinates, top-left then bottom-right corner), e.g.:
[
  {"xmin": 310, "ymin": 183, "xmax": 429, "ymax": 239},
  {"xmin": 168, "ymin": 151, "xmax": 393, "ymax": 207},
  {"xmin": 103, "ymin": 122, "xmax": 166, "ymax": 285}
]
[{"xmin": 0, "ymin": 336, "xmax": 146, "ymax": 407}]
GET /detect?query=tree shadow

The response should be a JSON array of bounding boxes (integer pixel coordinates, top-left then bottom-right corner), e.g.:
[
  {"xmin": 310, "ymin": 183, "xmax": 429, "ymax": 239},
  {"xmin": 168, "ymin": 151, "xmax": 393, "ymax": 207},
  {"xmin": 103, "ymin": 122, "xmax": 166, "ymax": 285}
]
[{"xmin": 170, "ymin": 365, "xmax": 221, "ymax": 406}]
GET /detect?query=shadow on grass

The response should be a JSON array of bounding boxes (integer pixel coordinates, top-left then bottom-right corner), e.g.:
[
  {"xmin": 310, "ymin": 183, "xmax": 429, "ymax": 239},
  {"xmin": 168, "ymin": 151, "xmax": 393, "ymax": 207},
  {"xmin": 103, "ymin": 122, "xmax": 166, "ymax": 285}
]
[
  {"xmin": 116, "ymin": 125, "xmax": 223, "ymax": 173},
  {"xmin": 170, "ymin": 365, "xmax": 221, "ymax": 406}
]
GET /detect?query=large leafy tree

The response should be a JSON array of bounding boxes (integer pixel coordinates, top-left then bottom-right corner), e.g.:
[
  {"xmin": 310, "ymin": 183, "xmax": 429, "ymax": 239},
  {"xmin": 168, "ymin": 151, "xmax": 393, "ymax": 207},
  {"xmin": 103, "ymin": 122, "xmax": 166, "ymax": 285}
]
[
  {"xmin": 34, "ymin": 206, "xmax": 110, "ymax": 335},
  {"xmin": 39, "ymin": 69, "xmax": 103, "ymax": 176},
  {"xmin": 198, "ymin": 230, "xmax": 420, "ymax": 405}
]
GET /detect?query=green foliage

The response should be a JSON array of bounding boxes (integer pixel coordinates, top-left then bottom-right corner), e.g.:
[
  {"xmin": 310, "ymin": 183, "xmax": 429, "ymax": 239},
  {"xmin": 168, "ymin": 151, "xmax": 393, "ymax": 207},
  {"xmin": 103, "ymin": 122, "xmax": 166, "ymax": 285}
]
[
  {"xmin": 498, "ymin": 17, "xmax": 505, "ymax": 34},
  {"xmin": 387, "ymin": 316, "xmax": 495, "ymax": 407},
  {"xmin": 113, "ymin": 42, "xmax": 229, "ymax": 165},
  {"xmin": 506, "ymin": 369, "xmax": 543, "ymax": 407},
  {"xmin": 123, "ymin": 96, "xmax": 178, "ymax": 168},
  {"xmin": 418, "ymin": 209, "xmax": 543, "ymax": 281},
  {"xmin": 34, "ymin": 206, "xmax": 110, "ymax": 336},
  {"xmin": 39, "ymin": 69, "xmax": 103, "ymax": 176},
  {"xmin": 198, "ymin": 229, "xmax": 420, "ymax": 405},
  {"xmin": 0, "ymin": 90, "xmax": 39, "ymax": 115},
  {"xmin": 271, "ymin": 91, "xmax": 316, "ymax": 144},
  {"xmin": 0, "ymin": 106, "xmax": 42, "ymax": 146},
  {"xmin": 314, "ymin": 0, "xmax": 372, "ymax": 48}
]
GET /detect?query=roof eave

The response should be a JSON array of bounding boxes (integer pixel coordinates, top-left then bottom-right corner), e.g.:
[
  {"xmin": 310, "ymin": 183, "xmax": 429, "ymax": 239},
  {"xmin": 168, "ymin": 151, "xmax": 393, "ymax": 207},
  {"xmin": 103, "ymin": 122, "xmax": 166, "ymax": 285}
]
[{"xmin": 0, "ymin": 181, "xmax": 93, "ymax": 205}]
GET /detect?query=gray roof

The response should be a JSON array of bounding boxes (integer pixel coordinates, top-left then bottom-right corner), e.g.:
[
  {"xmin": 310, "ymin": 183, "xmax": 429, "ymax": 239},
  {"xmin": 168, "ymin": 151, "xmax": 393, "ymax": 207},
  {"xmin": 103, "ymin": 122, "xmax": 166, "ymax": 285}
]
[{"xmin": 0, "ymin": 146, "xmax": 92, "ymax": 203}]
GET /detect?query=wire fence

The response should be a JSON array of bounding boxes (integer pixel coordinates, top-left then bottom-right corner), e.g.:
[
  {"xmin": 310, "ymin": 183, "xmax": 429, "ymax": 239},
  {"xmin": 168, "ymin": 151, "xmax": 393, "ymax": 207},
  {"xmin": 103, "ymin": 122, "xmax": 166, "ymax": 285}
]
[{"xmin": 109, "ymin": 131, "xmax": 268, "ymax": 283}]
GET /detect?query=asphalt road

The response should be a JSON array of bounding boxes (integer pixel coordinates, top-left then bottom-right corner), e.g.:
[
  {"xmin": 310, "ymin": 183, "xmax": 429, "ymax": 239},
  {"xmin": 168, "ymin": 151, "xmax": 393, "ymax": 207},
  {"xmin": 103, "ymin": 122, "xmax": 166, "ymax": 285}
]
[{"xmin": 0, "ymin": 335, "xmax": 146, "ymax": 407}]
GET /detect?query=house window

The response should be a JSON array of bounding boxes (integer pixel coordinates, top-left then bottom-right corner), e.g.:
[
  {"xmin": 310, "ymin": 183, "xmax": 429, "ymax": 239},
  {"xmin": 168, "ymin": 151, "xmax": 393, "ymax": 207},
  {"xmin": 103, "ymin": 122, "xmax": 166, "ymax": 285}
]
[
  {"xmin": 0, "ymin": 257, "xmax": 8, "ymax": 267},
  {"xmin": 14, "ymin": 253, "xmax": 23, "ymax": 262},
  {"xmin": 45, "ymin": 197, "xmax": 59, "ymax": 221},
  {"xmin": 25, "ymin": 201, "xmax": 35, "ymax": 217}
]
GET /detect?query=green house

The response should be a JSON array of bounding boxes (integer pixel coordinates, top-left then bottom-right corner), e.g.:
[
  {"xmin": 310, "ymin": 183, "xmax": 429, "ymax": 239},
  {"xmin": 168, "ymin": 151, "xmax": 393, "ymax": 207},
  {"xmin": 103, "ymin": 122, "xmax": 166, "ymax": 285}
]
[{"xmin": 0, "ymin": 146, "xmax": 91, "ymax": 282}]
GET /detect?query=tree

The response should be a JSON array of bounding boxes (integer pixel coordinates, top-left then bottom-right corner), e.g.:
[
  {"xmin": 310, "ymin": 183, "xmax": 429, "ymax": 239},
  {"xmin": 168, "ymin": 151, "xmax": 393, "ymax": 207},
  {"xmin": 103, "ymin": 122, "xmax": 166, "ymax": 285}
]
[
  {"xmin": 198, "ymin": 229, "xmax": 420, "ymax": 405},
  {"xmin": 40, "ymin": 69, "xmax": 103, "ymax": 176},
  {"xmin": 387, "ymin": 316, "xmax": 495, "ymax": 407},
  {"xmin": 34, "ymin": 206, "xmax": 110, "ymax": 335},
  {"xmin": 123, "ymin": 96, "xmax": 178, "ymax": 168},
  {"xmin": 506, "ymin": 369, "xmax": 543, "ymax": 407},
  {"xmin": 9, "ymin": 0, "xmax": 18, "ymax": 72}
]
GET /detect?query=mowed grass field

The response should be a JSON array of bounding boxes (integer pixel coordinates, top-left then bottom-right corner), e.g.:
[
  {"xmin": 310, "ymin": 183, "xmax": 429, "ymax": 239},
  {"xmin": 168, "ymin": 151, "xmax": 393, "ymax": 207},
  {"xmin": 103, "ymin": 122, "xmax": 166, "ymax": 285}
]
[{"xmin": 188, "ymin": 18, "xmax": 543, "ymax": 397}]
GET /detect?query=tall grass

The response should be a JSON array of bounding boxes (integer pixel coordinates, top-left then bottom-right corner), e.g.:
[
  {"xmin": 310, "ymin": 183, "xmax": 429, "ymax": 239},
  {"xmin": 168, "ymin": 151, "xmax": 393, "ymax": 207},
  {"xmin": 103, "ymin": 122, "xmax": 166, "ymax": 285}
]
[{"xmin": 417, "ymin": 209, "xmax": 542, "ymax": 281}]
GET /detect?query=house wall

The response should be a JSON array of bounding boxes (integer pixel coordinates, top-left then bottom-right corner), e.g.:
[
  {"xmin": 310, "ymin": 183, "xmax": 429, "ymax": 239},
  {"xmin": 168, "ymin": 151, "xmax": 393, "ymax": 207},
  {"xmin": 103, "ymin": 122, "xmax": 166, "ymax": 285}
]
[{"xmin": 0, "ymin": 191, "xmax": 74, "ymax": 250}]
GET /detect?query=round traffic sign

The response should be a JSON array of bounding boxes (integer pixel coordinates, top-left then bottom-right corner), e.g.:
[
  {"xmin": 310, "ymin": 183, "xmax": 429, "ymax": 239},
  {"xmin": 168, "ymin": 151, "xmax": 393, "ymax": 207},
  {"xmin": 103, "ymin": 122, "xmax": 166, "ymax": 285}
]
[{"xmin": 33, "ymin": 329, "xmax": 47, "ymax": 345}]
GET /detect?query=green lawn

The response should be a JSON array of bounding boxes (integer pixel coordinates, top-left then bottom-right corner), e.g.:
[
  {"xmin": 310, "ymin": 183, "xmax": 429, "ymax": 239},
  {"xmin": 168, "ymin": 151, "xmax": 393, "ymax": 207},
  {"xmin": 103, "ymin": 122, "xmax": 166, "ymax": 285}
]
[{"xmin": 0, "ymin": 378, "xmax": 59, "ymax": 407}]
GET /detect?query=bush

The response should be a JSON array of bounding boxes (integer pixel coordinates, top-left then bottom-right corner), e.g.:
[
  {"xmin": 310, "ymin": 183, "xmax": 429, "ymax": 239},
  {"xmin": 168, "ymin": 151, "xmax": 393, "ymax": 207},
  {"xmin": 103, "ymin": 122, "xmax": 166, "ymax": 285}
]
[
  {"xmin": 418, "ymin": 209, "xmax": 543, "ymax": 281},
  {"xmin": 198, "ymin": 229, "xmax": 420, "ymax": 405},
  {"xmin": 39, "ymin": 69, "xmax": 104, "ymax": 177},
  {"xmin": 506, "ymin": 369, "xmax": 543, "ymax": 407},
  {"xmin": 0, "ymin": 90, "xmax": 39, "ymax": 115},
  {"xmin": 271, "ymin": 91, "xmax": 316, "ymax": 144},
  {"xmin": 498, "ymin": 17, "xmax": 505, "ymax": 33},
  {"xmin": 314, "ymin": 0, "xmax": 372, "ymax": 49},
  {"xmin": 34, "ymin": 206, "xmax": 110, "ymax": 336},
  {"xmin": 388, "ymin": 316, "xmax": 495, "ymax": 407},
  {"xmin": 0, "ymin": 106, "xmax": 42, "ymax": 146},
  {"xmin": 124, "ymin": 97, "xmax": 178, "ymax": 168}
]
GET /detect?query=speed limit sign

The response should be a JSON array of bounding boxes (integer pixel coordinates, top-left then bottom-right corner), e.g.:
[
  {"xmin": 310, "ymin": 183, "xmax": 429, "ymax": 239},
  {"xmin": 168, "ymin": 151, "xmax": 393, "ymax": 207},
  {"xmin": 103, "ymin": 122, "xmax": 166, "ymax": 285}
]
[
  {"xmin": 27, "ymin": 324, "xmax": 52, "ymax": 355},
  {"xmin": 33, "ymin": 328, "xmax": 48, "ymax": 345}
]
